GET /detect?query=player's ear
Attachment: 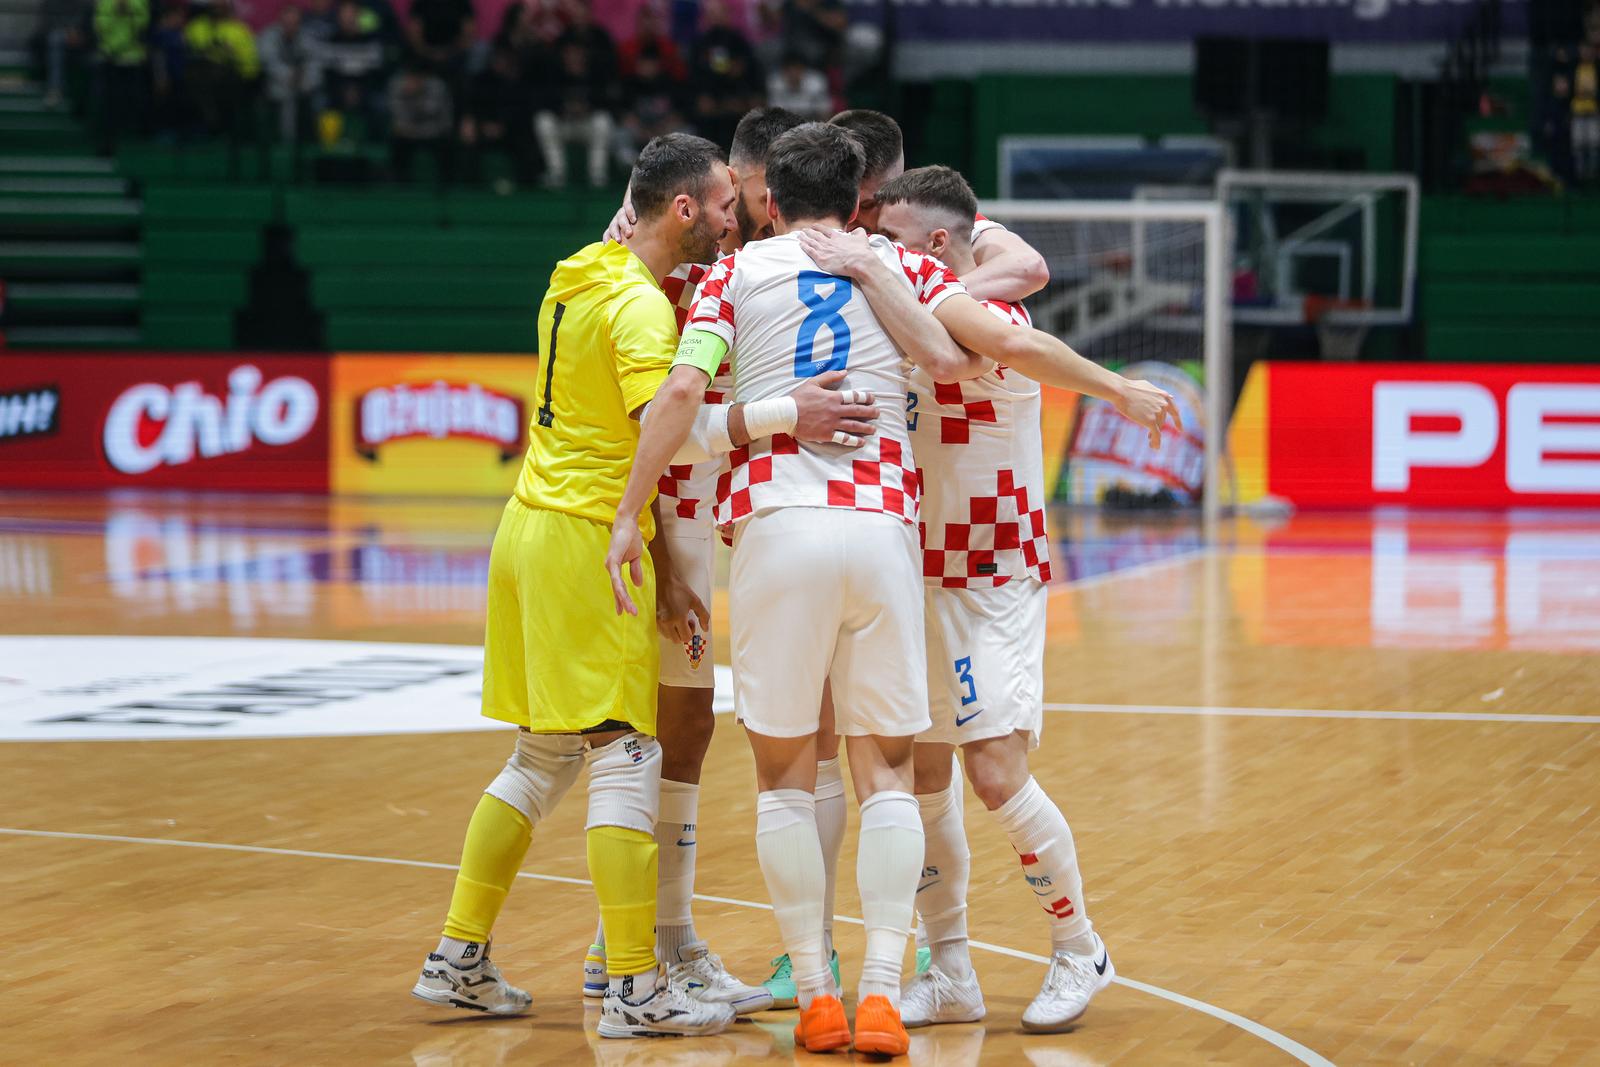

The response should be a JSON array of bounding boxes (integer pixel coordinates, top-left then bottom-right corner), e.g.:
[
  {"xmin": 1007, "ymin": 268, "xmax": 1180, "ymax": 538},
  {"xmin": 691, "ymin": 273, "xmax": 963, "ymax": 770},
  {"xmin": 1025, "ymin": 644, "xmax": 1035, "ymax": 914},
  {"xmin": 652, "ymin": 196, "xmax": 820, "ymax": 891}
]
[
  {"xmin": 846, "ymin": 193, "xmax": 862, "ymax": 229},
  {"xmin": 675, "ymin": 192, "xmax": 695, "ymax": 223},
  {"xmin": 764, "ymin": 188, "xmax": 777, "ymax": 225},
  {"xmin": 930, "ymin": 227, "xmax": 951, "ymax": 259}
]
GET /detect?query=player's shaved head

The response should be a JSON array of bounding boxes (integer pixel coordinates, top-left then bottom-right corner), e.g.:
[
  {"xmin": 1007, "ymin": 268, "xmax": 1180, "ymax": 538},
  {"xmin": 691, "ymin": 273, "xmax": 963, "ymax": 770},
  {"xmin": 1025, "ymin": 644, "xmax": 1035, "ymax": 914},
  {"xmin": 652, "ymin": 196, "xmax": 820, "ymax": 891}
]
[
  {"xmin": 629, "ymin": 132, "xmax": 728, "ymax": 220},
  {"xmin": 828, "ymin": 109, "xmax": 903, "ymax": 184},
  {"xmin": 729, "ymin": 107, "xmax": 805, "ymax": 169},
  {"xmin": 876, "ymin": 166, "xmax": 978, "ymax": 238},
  {"xmin": 765, "ymin": 122, "xmax": 865, "ymax": 226}
]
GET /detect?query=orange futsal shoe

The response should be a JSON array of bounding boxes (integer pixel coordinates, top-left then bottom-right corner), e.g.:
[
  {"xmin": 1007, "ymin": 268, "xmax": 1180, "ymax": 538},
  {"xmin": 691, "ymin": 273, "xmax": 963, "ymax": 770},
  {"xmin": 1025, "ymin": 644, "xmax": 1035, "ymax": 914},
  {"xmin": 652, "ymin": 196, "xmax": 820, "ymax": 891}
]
[
  {"xmin": 794, "ymin": 993, "xmax": 851, "ymax": 1053},
  {"xmin": 852, "ymin": 994, "xmax": 910, "ymax": 1056}
]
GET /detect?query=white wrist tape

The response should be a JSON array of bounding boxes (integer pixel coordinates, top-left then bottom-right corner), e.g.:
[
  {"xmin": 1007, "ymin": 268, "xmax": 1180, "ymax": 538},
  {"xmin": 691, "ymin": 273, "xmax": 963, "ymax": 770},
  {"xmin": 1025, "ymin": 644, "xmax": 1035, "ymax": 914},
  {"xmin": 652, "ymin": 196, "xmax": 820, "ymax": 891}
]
[{"xmin": 742, "ymin": 395, "xmax": 798, "ymax": 440}]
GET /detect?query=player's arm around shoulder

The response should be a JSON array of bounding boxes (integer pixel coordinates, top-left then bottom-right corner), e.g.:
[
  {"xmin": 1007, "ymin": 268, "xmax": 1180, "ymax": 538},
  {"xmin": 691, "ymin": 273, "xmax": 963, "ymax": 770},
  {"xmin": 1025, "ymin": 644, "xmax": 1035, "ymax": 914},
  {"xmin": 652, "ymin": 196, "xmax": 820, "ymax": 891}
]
[{"xmin": 965, "ymin": 224, "xmax": 1050, "ymax": 302}]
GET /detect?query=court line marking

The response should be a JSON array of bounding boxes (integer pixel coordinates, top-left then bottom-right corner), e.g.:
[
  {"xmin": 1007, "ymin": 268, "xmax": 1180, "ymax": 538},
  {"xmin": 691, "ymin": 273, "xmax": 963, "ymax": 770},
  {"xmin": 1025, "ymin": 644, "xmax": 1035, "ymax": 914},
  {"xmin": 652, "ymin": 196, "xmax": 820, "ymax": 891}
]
[
  {"xmin": 0, "ymin": 826, "xmax": 1333, "ymax": 1067},
  {"xmin": 1042, "ymin": 702, "xmax": 1598, "ymax": 725},
  {"xmin": 1049, "ymin": 547, "xmax": 1207, "ymax": 596}
]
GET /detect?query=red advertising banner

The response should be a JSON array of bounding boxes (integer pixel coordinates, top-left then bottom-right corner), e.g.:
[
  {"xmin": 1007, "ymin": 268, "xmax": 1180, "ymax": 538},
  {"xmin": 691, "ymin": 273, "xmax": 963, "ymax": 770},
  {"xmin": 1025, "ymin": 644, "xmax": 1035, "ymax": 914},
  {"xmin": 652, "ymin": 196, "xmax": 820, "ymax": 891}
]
[
  {"xmin": 1230, "ymin": 363, "xmax": 1600, "ymax": 508},
  {"xmin": 0, "ymin": 354, "xmax": 330, "ymax": 491}
]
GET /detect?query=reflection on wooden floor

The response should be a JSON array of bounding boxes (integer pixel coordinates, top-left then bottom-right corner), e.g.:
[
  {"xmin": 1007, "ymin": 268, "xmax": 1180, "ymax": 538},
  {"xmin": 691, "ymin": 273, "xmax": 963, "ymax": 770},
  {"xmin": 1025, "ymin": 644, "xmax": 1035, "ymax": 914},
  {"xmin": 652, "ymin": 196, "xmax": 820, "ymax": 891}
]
[{"xmin": 2, "ymin": 492, "xmax": 1597, "ymax": 1066}]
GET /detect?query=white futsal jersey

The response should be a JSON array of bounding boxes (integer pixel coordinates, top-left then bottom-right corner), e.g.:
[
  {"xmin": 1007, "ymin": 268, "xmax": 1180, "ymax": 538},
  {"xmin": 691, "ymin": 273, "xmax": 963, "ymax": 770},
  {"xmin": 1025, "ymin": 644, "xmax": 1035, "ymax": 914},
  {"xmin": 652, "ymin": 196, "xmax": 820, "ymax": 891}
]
[
  {"xmin": 685, "ymin": 232, "xmax": 967, "ymax": 527},
  {"xmin": 656, "ymin": 262, "xmax": 731, "ymax": 530},
  {"xmin": 908, "ymin": 297, "xmax": 1054, "ymax": 587}
]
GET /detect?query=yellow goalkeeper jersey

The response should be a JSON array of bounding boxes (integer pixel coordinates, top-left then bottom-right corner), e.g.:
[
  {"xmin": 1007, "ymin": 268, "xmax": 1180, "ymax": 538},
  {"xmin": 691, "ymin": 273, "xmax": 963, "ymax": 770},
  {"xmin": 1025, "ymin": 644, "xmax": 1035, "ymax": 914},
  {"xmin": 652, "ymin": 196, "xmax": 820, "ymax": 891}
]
[{"xmin": 513, "ymin": 241, "xmax": 677, "ymax": 540}]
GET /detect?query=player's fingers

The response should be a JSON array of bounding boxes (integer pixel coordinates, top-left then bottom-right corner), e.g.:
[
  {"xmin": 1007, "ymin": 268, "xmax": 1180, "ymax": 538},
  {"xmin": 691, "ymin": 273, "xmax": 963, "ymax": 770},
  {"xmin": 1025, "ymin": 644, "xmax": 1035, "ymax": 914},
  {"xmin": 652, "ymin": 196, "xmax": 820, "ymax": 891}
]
[
  {"xmin": 837, "ymin": 419, "xmax": 876, "ymax": 436},
  {"xmin": 840, "ymin": 389, "xmax": 873, "ymax": 405},
  {"xmin": 811, "ymin": 369, "xmax": 848, "ymax": 390},
  {"xmin": 1148, "ymin": 426, "xmax": 1163, "ymax": 450},
  {"xmin": 669, "ymin": 617, "xmax": 691, "ymax": 644},
  {"xmin": 608, "ymin": 562, "xmax": 633, "ymax": 616},
  {"xmin": 830, "ymin": 430, "xmax": 864, "ymax": 447},
  {"xmin": 629, "ymin": 556, "xmax": 643, "ymax": 590},
  {"xmin": 1166, "ymin": 396, "xmax": 1184, "ymax": 433},
  {"xmin": 691, "ymin": 595, "xmax": 711, "ymax": 631},
  {"xmin": 839, "ymin": 402, "xmax": 878, "ymax": 419}
]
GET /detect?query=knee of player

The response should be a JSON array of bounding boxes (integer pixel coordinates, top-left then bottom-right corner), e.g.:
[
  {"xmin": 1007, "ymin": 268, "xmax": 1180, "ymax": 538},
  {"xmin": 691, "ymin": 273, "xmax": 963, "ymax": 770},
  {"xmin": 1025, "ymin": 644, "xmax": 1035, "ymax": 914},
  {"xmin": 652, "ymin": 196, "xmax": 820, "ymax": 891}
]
[{"xmin": 964, "ymin": 750, "xmax": 1030, "ymax": 810}]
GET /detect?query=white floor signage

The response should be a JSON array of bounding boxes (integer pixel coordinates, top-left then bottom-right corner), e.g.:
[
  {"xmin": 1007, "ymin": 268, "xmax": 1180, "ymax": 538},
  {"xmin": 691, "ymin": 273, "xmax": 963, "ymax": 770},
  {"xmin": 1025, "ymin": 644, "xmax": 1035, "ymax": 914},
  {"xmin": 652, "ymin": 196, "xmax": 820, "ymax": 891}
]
[{"xmin": 0, "ymin": 637, "xmax": 733, "ymax": 741}]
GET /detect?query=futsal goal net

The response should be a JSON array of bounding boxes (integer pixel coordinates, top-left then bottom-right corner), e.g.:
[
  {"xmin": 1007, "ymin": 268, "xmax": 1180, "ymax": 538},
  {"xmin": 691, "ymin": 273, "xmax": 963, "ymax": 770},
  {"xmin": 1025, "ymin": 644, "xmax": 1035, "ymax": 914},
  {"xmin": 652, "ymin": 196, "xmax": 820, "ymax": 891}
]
[{"xmin": 975, "ymin": 199, "xmax": 1232, "ymax": 524}]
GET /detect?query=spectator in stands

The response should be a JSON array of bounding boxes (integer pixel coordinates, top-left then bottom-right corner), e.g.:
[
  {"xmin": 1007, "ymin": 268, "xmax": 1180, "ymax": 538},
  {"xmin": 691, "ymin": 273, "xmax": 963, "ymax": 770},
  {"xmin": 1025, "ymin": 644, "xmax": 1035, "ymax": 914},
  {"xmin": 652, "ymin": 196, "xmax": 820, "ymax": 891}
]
[
  {"xmin": 766, "ymin": 52, "xmax": 829, "ymax": 119},
  {"xmin": 1574, "ymin": 43, "xmax": 1599, "ymax": 183},
  {"xmin": 149, "ymin": 1, "xmax": 191, "ymax": 139},
  {"xmin": 388, "ymin": 61, "xmax": 454, "ymax": 181},
  {"xmin": 1543, "ymin": 71, "xmax": 1575, "ymax": 184},
  {"xmin": 534, "ymin": 2, "xmax": 618, "ymax": 187},
  {"xmin": 185, "ymin": 0, "xmax": 261, "ymax": 137},
  {"xmin": 302, "ymin": 0, "xmax": 338, "ymax": 41},
  {"xmin": 32, "ymin": 0, "xmax": 93, "ymax": 109},
  {"xmin": 619, "ymin": 5, "xmax": 685, "ymax": 81},
  {"xmin": 778, "ymin": 0, "xmax": 845, "ymax": 78},
  {"xmin": 93, "ymin": 0, "xmax": 148, "ymax": 153},
  {"xmin": 405, "ymin": 0, "xmax": 475, "ymax": 88},
  {"xmin": 613, "ymin": 40, "xmax": 689, "ymax": 169},
  {"xmin": 460, "ymin": 43, "xmax": 538, "ymax": 187},
  {"xmin": 260, "ymin": 5, "xmax": 324, "ymax": 142},
  {"xmin": 318, "ymin": 0, "xmax": 387, "ymax": 140},
  {"xmin": 690, "ymin": 0, "xmax": 761, "ymax": 149}
]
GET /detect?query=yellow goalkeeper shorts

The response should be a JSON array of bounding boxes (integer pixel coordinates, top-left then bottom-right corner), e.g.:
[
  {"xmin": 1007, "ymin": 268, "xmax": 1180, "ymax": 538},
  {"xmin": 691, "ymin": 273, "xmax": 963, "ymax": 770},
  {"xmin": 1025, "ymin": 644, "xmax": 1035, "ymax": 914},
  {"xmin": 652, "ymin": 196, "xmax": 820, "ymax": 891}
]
[{"xmin": 481, "ymin": 498, "xmax": 659, "ymax": 735}]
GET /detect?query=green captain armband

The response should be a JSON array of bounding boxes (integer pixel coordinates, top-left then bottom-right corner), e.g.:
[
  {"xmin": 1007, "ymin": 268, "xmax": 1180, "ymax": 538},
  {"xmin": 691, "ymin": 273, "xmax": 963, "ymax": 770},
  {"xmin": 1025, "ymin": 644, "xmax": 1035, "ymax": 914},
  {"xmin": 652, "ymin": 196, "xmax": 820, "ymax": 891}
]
[{"xmin": 672, "ymin": 329, "xmax": 727, "ymax": 380}]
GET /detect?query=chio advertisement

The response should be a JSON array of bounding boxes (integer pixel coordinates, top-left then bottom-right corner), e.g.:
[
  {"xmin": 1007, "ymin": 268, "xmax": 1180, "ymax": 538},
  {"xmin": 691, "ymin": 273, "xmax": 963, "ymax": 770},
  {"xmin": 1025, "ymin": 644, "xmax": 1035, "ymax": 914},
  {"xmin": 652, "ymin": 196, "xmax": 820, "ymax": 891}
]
[
  {"xmin": 1229, "ymin": 363, "xmax": 1600, "ymax": 508},
  {"xmin": 0, "ymin": 354, "xmax": 329, "ymax": 491}
]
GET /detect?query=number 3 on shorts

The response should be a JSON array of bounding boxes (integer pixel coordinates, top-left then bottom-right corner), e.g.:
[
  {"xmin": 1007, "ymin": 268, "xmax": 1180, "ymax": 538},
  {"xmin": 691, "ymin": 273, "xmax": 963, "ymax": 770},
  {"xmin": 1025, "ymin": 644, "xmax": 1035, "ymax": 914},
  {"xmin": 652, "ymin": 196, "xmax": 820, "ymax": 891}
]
[
  {"xmin": 794, "ymin": 270, "xmax": 852, "ymax": 377},
  {"xmin": 954, "ymin": 656, "xmax": 977, "ymax": 706}
]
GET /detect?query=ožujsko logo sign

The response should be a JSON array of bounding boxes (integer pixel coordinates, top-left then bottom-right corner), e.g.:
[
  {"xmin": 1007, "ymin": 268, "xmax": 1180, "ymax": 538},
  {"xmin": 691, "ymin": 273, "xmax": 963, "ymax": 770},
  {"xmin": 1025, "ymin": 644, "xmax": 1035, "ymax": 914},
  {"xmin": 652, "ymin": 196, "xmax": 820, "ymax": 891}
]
[
  {"xmin": 102, "ymin": 365, "xmax": 320, "ymax": 475},
  {"xmin": 354, "ymin": 381, "xmax": 525, "ymax": 461}
]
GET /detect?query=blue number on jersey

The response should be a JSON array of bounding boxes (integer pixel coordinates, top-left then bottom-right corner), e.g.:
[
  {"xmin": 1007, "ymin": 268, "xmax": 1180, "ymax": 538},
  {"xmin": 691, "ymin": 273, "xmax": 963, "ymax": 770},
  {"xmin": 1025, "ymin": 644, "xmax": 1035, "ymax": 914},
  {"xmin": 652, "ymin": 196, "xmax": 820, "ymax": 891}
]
[
  {"xmin": 794, "ymin": 270, "xmax": 853, "ymax": 377},
  {"xmin": 906, "ymin": 390, "xmax": 920, "ymax": 432},
  {"xmin": 954, "ymin": 656, "xmax": 977, "ymax": 706}
]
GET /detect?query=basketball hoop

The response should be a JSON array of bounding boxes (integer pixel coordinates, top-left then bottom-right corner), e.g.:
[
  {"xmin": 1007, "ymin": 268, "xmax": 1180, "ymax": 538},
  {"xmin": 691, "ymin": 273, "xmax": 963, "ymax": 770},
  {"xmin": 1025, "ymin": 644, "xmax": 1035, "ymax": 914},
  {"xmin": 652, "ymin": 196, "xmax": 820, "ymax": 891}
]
[{"xmin": 1304, "ymin": 295, "xmax": 1371, "ymax": 361}]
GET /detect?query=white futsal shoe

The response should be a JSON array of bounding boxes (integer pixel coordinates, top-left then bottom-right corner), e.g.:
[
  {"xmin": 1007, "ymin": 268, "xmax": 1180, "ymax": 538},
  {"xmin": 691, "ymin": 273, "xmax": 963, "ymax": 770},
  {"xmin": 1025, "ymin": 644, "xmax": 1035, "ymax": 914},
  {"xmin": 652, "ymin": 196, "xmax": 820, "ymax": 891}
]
[
  {"xmin": 900, "ymin": 963, "xmax": 986, "ymax": 1028},
  {"xmin": 668, "ymin": 940, "xmax": 775, "ymax": 1015},
  {"xmin": 411, "ymin": 942, "xmax": 532, "ymax": 1015},
  {"xmin": 1021, "ymin": 933, "xmax": 1114, "ymax": 1032},
  {"xmin": 597, "ymin": 971, "xmax": 736, "ymax": 1038}
]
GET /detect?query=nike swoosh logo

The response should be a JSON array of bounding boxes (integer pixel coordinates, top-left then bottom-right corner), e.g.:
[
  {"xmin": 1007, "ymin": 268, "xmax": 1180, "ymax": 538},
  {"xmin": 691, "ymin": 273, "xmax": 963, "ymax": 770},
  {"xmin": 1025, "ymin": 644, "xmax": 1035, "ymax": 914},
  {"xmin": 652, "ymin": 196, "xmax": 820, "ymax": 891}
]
[
  {"xmin": 1094, "ymin": 952, "xmax": 1108, "ymax": 976},
  {"xmin": 955, "ymin": 709, "xmax": 983, "ymax": 726},
  {"xmin": 677, "ymin": 838, "xmax": 696, "ymax": 847}
]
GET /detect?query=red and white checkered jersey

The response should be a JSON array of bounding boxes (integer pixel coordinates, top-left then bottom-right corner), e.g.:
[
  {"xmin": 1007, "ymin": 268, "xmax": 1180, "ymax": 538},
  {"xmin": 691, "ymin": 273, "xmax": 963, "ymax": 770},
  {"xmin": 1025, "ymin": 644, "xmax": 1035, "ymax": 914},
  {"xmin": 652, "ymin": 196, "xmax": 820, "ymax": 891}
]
[
  {"xmin": 656, "ymin": 262, "xmax": 733, "ymax": 529},
  {"xmin": 685, "ymin": 232, "xmax": 967, "ymax": 527},
  {"xmin": 909, "ymin": 298, "xmax": 1053, "ymax": 587},
  {"xmin": 971, "ymin": 213, "xmax": 1003, "ymax": 245}
]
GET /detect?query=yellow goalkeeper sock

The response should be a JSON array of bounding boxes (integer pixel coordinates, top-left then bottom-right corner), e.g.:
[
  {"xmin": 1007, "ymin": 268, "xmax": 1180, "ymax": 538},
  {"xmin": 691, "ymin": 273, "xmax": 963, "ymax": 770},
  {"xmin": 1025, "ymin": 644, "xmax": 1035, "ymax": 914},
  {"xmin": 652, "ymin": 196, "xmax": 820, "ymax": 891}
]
[
  {"xmin": 441, "ymin": 795, "xmax": 532, "ymax": 943},
  {"xmin": 587, "ymin": 825, "xmax": 658, "ymax": 977}
]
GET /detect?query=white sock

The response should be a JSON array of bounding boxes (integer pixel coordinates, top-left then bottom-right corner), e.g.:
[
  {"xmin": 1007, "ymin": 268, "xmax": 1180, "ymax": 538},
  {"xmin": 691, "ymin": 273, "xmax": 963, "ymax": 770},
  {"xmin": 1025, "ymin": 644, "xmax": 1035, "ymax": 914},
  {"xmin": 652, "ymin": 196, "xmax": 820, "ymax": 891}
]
[
  {"xmin": 593, "ymin": 919, "xmax": 605, "ymax": 949},
  {"xmin": 916, "ymin": 781, "xmax": 972, "ymax": 979},
  {"xmin": 654, "ymin": 779, "xmax": 700, "ymax": 963},
  {"xmin": 815, "ymin": 756, "xmax": 846, "ymax": 962},
  {"xmin": 993, "ymin": 776, "xmax": 1094, "ymax": 954},
  {"xmin": 756, "ymin": 789, "xmax": 831, "ymax": 1007},
  {"xmin": 435, "ymin": 936, "xmax": 482, "ymax": 965},
  {"xmin": 855, "ymin": 790, "xmax": 923, "ymax": 1006},
  {"xmin": 609, "ymin": 965, "xmax": 658, "ymax": 999}
]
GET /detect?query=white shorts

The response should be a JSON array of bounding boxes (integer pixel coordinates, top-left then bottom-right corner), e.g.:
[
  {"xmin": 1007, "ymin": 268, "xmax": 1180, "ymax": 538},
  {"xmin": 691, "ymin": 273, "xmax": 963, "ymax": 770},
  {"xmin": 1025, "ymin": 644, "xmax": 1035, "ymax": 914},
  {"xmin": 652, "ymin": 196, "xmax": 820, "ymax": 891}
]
[
  {"xmin": 921, "ymin": 578, "xmax": 1047, "ymax": 748},
  {"xmin": 731, "ymin": 507, "xmax": 930, "ymax": 739},
  {"xmin": 656, "ymin": 519, "xmax": 716, "ymax": 690}
]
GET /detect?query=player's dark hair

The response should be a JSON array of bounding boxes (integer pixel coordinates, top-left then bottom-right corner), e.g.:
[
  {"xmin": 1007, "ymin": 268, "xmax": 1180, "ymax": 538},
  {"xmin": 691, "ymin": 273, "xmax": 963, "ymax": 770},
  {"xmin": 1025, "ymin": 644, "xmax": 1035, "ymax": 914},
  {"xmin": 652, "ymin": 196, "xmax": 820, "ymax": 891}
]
[
  {"xmin": 729, "ymin": 107, "xmax": 806, "ymax": 168},
  {"xmin": 629, "ymin": 132, "xmax": 727, "ymax": 219},
  {"xmin": 765, "ymin": 122, "xmax": 865, "ymax": 224},
  {"xmin": 875, "ymin": 166, "xmax": 978, "ymax": 233},
  {"xmin": 828, "ymin": 109, "xmax": 904, "ymax": 183}
]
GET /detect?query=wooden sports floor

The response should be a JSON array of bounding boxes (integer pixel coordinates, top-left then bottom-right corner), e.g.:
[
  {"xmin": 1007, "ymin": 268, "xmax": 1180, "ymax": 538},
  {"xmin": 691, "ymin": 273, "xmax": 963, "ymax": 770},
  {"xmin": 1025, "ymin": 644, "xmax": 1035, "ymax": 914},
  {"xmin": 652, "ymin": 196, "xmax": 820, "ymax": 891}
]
[{"xmin": 2, "ymin": 491, "xmax": 1597, "ymax": 1066}]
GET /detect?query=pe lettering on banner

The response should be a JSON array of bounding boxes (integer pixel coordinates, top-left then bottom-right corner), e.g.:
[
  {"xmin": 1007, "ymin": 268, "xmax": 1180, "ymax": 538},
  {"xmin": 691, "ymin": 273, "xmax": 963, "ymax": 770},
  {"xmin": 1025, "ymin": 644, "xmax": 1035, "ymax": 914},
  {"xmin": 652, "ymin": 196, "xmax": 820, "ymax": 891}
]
[{"xmin": 1372, "ymin": 381, "xmax": 1600, "ymax": 495}]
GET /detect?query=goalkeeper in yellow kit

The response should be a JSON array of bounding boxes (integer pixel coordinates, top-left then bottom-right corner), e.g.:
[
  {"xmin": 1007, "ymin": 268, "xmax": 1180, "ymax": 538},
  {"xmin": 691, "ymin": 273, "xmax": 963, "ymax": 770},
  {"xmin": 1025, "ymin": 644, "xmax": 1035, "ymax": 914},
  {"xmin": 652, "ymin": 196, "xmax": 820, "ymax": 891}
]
[{"xmin": 409, "ymin": 134, "xmax": 741, "ymax": 1038}]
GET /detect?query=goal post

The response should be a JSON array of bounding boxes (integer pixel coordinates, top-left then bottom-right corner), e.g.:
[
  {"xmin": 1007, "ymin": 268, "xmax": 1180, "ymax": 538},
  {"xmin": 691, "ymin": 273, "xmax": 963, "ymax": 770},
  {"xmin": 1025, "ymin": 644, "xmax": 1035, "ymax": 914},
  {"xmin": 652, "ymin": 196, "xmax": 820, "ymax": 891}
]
[{"xmin": 976, "ymin": 199, "xmax": 1233, "ymax": 525}]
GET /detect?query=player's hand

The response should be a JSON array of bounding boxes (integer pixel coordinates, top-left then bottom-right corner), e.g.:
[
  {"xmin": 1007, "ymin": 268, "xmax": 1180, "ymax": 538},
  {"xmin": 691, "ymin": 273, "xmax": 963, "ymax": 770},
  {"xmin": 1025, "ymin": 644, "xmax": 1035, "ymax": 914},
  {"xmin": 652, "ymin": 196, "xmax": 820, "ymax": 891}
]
[
  {"xmin": 603, "ymin": 196, "xmax": 638, "ymax": 244},
  {"xmin": 605, "ymin": 515, "xmax": 645, "ymax": 616},
  {"xmin": 789, "ymin": 369, "xmax": 878, "ymax": 447},
  {"xmin": 656, "ymin": 573, "xmax": 710, "ymax": 644},
  {"xmin": 796, "ymin": 226, "xmax": 876, "ymax": 278},
  {"xmin": 1113, "ymin": 379, "xmax": 1183, "ymax": 449}
]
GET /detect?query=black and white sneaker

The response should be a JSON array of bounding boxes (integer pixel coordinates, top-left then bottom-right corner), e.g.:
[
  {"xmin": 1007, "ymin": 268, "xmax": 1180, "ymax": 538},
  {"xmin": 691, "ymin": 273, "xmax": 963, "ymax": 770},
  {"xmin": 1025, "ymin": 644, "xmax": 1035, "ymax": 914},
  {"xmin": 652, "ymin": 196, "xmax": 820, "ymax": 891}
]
[
  {"xmin": 411, "ymin": 941, "xmax": 532, "ymax": 1016},
  {"xmin": 597, "ymin": 972, "xmax": 735, "ymax": 1038}
]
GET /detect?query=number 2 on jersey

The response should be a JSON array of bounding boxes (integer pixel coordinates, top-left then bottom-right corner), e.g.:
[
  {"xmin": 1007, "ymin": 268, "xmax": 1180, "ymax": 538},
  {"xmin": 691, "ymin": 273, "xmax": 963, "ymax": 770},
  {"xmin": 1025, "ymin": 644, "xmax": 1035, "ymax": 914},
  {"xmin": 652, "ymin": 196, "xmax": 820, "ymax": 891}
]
[{"xmin": 794, "ymin": 270, "xmax": 853, "ymax": 377}]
